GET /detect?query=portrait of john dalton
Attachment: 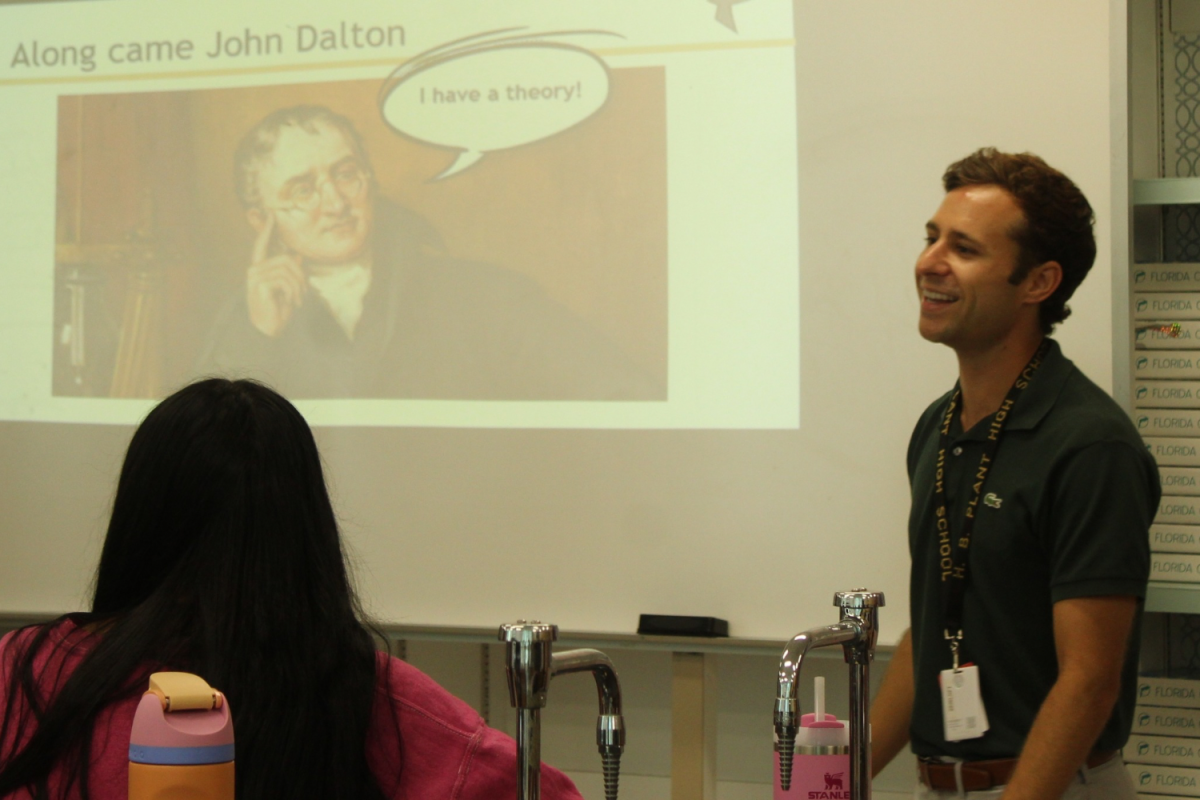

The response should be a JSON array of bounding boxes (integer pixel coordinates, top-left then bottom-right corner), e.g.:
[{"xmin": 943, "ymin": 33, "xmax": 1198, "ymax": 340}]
[{"xmin": 52, "ymin": 72, "xmax": 667, "ymax": 401}]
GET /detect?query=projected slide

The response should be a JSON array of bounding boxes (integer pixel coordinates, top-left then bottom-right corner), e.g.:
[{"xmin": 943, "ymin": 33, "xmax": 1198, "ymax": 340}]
[{"xmin": 0, "ymin": 1, "xmax": 799, "ymax": 428}]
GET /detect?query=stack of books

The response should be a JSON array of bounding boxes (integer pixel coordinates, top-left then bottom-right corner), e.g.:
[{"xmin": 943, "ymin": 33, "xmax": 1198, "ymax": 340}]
[
  {"xmin": 1135, "ymin": 265, "xmax": 1200, "ymax": 584},
  {"xmin": 1128, "ymin": 676, "xmax": 1200, "ymax": 796}
]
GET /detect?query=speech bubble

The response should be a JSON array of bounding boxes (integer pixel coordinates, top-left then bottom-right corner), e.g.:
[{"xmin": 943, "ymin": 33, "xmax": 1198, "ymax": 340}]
[
  {"xmin": 710, "ymin": 0, "xmax": 754, "ymax": 33},
  {"xmin": 380, "ymin": 30, "xmax": 614, "ymax": 180}
]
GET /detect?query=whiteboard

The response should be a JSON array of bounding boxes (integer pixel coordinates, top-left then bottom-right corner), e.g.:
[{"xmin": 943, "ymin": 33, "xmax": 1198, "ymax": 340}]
[{"xmin": 0, "ymin": 1, "xmax": 1118, "ymax": 643}]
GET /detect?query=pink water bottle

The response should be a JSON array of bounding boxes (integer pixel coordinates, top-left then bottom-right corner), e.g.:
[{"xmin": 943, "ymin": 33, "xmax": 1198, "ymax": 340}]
[
  {"xmin": 128, "ymin": 672, "xmax": 235, "ymax": 800},
  {"xmin": 774, "ymin": 676, "xmax": 850, "ymax": 799}
]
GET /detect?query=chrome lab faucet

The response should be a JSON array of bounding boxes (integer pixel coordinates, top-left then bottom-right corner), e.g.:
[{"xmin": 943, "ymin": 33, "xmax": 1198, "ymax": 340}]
[
  {"xmin": 500, "ymin": 622, "xmax": 625, "ymax": 800},
  {"xmin": 774, "ymin": 590, "xmax": 884, "ymax": 800}
]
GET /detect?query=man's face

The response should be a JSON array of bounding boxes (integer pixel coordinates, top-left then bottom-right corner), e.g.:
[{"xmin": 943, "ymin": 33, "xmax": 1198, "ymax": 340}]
[
  {"xmin": 251, "ymin": 122, "xmax": 373, "ymax": 264},
  {"xmin": 915, "ymin": 184, "xmax": 1034, "ymax": 353}
]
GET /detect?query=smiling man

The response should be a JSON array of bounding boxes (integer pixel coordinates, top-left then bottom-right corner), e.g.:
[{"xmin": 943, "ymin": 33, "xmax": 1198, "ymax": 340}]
[
  {"xmin": 199, "ymin": 105, "xmax": 657, "ymax": 400},
  {"xmin": 869, "ymin": 149, "xmax": 1159, "ymax": 799}
]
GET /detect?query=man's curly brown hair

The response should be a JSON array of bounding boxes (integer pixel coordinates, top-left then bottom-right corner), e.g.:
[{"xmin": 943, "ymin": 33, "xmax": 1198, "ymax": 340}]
[{"xmin": 943, "ymin": 148, "xmax": 1095, "ymax": 334}]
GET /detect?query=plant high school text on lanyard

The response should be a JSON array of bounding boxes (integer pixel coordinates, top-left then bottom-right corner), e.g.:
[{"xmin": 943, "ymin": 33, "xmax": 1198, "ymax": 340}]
[{"xmin": 933, "ymin": 340, "xmax": 1049, "ymax": 742}]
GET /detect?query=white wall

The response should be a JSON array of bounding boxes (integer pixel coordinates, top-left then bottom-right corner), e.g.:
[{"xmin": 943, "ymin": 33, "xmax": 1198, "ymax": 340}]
[{"xmin": 0, "ymin": 0, "xmax": 1122, "ymax": 796}]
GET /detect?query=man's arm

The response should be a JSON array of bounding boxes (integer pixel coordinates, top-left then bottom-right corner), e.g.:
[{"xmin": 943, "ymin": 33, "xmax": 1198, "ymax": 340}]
[
  {"xmin": 870, "ymin": 628, "xmax": 914, "ymax": 777},
  {"xmin": 999, "ymin": 595, "xmax": 1138, "ymax": 800}
]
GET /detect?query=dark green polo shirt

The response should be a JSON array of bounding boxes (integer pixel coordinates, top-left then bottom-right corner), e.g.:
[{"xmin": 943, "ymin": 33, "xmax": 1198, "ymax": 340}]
[{"xmin": 907, "ymin": 338, "xmax": 1159, "ymax": 759}]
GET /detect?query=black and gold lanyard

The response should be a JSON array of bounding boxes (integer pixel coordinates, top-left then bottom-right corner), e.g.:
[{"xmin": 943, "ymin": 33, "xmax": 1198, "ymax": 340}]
[{"xmin": 935, "ymin": 339, "xmax": 1049, "ymax": 669}]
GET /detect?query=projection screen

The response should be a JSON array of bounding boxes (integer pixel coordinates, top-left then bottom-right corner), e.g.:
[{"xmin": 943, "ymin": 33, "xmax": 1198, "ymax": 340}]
[{"xmin": 0, "ymin": 0, "xmax": 800, "ymax": 430}]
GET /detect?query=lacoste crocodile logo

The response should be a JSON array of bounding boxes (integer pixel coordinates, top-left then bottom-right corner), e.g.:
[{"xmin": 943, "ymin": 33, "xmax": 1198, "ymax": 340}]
[{"xmin": 983, "ymin": 493, "xmax": 1002, "ymax": 509}]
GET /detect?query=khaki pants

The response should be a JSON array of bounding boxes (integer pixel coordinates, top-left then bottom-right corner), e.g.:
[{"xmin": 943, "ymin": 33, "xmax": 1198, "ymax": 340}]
[{"xmin": 913, "ymin": 755, "xmax": 1134, "ymax": 800}]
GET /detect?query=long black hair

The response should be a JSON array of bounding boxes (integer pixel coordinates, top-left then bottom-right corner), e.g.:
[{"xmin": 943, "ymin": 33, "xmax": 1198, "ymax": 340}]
[{"xmin": 0, "ymin": 379, "xmax": 392, "ymax": 799}]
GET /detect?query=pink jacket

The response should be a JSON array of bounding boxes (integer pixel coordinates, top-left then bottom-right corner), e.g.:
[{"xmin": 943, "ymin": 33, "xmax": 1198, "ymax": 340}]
[{"xmin": 0, "ymin": 622, "xmax": 583, "ymax": 799}]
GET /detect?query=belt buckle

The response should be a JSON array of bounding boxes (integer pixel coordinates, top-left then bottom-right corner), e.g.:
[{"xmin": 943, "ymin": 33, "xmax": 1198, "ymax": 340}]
[{"xmin": 918, "ymin": 757, "xmax": 1011, "ymax": 792}]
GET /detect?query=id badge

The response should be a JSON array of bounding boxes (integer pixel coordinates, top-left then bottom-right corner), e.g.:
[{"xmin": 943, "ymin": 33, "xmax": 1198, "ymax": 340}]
[{"xmin": 939, "ymin": 665, "xmax": 989, "ymax": 742}]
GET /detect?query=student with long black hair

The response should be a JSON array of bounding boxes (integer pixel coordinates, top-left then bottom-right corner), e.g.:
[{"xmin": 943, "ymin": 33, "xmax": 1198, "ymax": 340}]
[{"xmin": 0, "ymin": 378, "xmax": 582, "ymax": 799}]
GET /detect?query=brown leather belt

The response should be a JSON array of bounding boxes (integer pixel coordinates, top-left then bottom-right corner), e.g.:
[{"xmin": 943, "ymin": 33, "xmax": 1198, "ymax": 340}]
[{"xmin": 917, "ymin": 750, "xmax": 1118, "ymax": 791}]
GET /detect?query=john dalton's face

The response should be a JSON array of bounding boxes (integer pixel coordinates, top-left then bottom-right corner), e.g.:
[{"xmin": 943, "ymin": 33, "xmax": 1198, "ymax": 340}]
[{"xmin": 251, "ymin": 121, "xmax": 373, "ymax": 264}]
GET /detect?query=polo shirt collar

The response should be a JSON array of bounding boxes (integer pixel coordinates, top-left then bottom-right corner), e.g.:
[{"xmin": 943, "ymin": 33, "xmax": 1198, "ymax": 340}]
[{"xmin": 952, "ymin": 337, "xmax": 1074, "ymax": 440}]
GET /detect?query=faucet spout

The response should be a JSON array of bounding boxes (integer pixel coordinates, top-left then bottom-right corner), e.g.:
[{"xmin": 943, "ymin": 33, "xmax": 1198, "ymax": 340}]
[
  {"xmin": 501, "ymin": 624, "xmax": 625, "ymax": 800},
  {"xmin": 774, "ymin": 590, "xmax": 885, "ymax": 800},
  {"xmin": 552, "ymin": 649, "xmax": 625, "ymax": 800},
  {"xmin": 773, "ymin": 621, "xmax": 862, "ymax": 791}
]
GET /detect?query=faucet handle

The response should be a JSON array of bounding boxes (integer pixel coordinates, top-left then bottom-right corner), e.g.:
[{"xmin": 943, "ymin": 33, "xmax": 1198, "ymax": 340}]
[
  {"xmin": 499, "ymin": 621, "xmax": 560, "ymax": 644},
  {"xmin": 833, "ymin": 589, "xmax": 885, "ymax": 610},
  {"xmin": 500, "ymin": 621, "xmax": 559, "ymax": 711}
]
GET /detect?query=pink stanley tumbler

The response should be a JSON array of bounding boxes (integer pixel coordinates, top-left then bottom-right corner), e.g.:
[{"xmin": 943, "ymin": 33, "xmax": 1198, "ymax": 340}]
[{"xmin": 774, "ymin": 676, "xmax": 850, "ymax": 799}]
